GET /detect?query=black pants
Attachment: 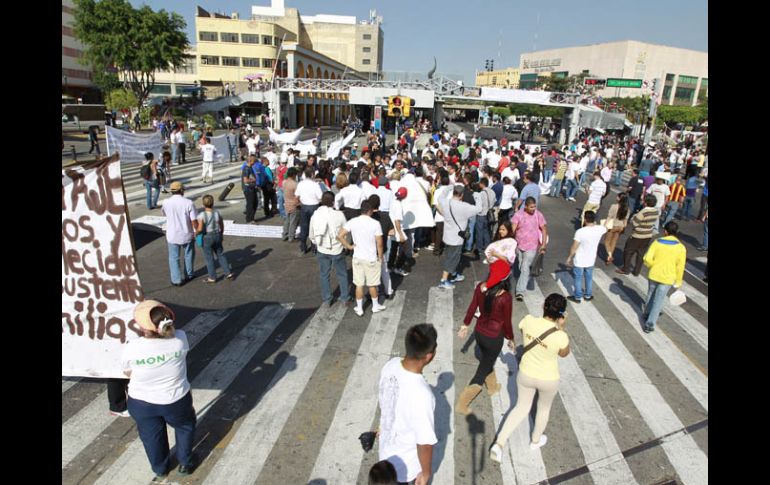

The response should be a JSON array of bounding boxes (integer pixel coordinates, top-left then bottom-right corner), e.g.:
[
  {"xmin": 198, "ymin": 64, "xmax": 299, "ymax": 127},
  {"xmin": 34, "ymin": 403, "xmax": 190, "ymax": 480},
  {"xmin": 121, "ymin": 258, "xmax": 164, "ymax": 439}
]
[
  {"xmin": 621, "ymin": 237, "xmax": 651, "ymax": 276},
  {"xmin": 470, "ymin": 331, "xmax": 504, "ymax": 386},
  {"xmin": 299, "ymin": 204, "xmax": 319, "ymax": 252},
  {"xmin": 388, "ymin": 239, "xmax": 408, "ymax": 270},
  {"xmin": 261, "ymin": 184, "xmax": 276, "ymax": 217},
  {"xmin": 343, "ymin": 208, "xmax": 361, "ymax": 221},
  {"xmin": 177, "ymin": 143, "xmax": 186, "ymax": 164},
  {"xmin": 89, "ymin": 139, "xmax": 100, "ymax": 155},
  {"xmin": 107, "ymin": 378, "xmax": 129, "ymax": 412},
  {"xmin": 432, "ymin": 222, "xmax": 444, "ymax": 255},
  {"xmin": 244, "ymin": 185, "xmax": 258, "ymax": 222}
]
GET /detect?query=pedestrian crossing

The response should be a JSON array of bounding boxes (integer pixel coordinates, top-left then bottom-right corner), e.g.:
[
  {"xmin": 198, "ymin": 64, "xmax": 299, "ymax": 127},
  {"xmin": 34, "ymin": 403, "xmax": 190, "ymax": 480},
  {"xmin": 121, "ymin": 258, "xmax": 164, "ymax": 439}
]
[{"xmin": 62, "ymin": 264, "xmax": 707, "ymax": 484}]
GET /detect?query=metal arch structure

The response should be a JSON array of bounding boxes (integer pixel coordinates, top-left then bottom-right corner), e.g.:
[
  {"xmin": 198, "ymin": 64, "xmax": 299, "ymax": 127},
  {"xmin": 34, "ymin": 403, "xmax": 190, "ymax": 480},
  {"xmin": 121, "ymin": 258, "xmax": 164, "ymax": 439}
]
[{"xmin": 272, "ymin": 75, "xmax": 467, "ymax": 96}]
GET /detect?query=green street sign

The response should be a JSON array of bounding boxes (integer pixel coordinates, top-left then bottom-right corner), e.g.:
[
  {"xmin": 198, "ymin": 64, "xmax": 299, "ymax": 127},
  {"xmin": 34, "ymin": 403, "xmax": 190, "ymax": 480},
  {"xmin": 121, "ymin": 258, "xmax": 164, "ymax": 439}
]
[{"xmin": 606, "ymin": 78, "xmax": 643, "ymax": 88}]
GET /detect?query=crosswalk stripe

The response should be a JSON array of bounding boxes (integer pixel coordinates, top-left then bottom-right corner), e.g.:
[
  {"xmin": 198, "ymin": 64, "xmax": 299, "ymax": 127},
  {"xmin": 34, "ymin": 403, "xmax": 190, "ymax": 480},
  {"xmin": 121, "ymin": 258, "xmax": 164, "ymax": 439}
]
[
  {"xmin": 202, "ymin": 303, "xmax": 347, "ymax": 485},
  {"xmin": 121, "ymin": 161, "xmax": 240, "ymax": 187},
  {"xmin": 593, "ymin": 270, "xmax": 708, "ymax": 410},
  {"xmin": 61, "ymin": 308, "xmax": 233, "ymax": 470},
  {"xmin": 424, "ymin": 287, "xmax": 455, "ymax": 484},
  {"xmin": 123, "ymin": 165, "xmax": 244, "ymax": 204},
  {"xmin": 308, "ymin": 291, "xmax": 407, "ymax": 484},
  {"xmin": 553, "ymin": 272, "xmax": 709, "ymax": 485},
  {"xmin": 624, "ymin": 273, "xmax": 708, "ymax": 350},
  {"xmin": 62, "ymin": 378, "xmax": 80, "ymax": 394},
  {"xmin": 523, "ymin": 286, "xmax": 638, "ymax": 484},
  {"xmin": 679, "ymin": 280, "xmax": 708, "ymax": 312},
  {"xmin": 685, "ymin": 262, "xmax": 705, "ymax": 281},
  {"xmin": 93, "ymin": 304, "xmax": 292, "ymax": 484}
]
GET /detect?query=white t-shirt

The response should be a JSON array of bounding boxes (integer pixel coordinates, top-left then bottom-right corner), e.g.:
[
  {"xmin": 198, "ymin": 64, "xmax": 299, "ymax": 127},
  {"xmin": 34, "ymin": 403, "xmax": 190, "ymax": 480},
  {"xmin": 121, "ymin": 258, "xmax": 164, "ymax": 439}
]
[
  {"xmin": 376, "ymin": 185, "xmax": 393, "ymax": 212},
  {"xmin": 389, "ymin": 199, "xmax": 405, "ymax": 240},
  {"xmin": 335, "ymin": 184, "xmax": 364, "ymax": 210},
  {"xmin": 122, "ymin": 330, "xmax": 191, "ymax": 405},
  {"xmin": 432, "ymin": 185, "xmax": 451, "ymax": 222},
  {"xmin": 378, "ymin": 357, "xmax": 437, "ymax": 483},
  {"xmin": 566, "ymin": 161, "xmax": 581, "ymax": 180},
  {"xmin": 573, "ymin": 225, "xmax": 608, "ymax": 268},
  {"xmin": 486, "ymin": 152, "xmax": 501, "ymax": 169},
  {"xmin": 647, "ymin": 183, "xmax": 671, "ymax": 209},
  {"xmin": 499, "ymin": 184, "xmax": 518, "ymax": 210},
  {"xmin": 500, "ymin": 167, "xmax": 519, "ymax": 184},
  {"xmin": 246, "ymin": 138, "xmax": 259, "ymax": 155},
  {"xmin": 360, "ymin": 181, "xmax": 378, "ymax": 200},
  {"xmin": 344, "ymin": 215, "xmax": 382, "ymax": 262},
  {"xmin": 295, "ymin": 179, "xmax": 323, "ymax": 205},
  {"xmin": 200, "ymin": 143, "xmax": 217, "ymax": 162},
  {"xmin": 265, "ymin": 151, "xmax": 278, "ymax": 170},
  {"xmin": 587, "ymin": 179, "xmax": 607, "ymax": 204}
]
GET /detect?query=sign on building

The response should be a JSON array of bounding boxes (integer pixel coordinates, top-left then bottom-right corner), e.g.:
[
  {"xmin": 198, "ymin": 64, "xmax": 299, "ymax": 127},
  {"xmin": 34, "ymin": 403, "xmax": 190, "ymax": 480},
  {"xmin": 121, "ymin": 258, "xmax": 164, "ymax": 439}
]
[{"xmin": 606, "ymin": 78, "xmax": 643, "ymax": 88}]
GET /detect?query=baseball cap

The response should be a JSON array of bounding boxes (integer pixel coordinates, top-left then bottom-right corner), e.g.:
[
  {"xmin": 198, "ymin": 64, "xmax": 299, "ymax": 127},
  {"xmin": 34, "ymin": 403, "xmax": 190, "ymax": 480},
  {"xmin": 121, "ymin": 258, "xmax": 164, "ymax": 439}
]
[
  {"xmin": 170, "ymin": 181, "xmax": 184, "ymax": 192},
  {"xmin": 395, "ymin": 187, "xmax": 408, "ymax": 200}
]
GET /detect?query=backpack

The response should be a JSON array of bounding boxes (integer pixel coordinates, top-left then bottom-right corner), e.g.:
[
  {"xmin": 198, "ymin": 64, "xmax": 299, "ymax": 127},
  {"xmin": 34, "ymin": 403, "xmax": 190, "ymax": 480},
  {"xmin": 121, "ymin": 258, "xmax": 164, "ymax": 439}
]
[{"xmin": 140, "ymin": 163, "xmax": 152, "ymax": 181}]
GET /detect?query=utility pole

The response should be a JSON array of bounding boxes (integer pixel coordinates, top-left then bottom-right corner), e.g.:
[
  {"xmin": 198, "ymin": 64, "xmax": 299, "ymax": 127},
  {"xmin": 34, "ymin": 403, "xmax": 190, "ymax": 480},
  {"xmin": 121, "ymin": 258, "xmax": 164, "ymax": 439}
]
[{"xmin": 644, "ymin": 77, "xmax": 661, "ymax": 145}]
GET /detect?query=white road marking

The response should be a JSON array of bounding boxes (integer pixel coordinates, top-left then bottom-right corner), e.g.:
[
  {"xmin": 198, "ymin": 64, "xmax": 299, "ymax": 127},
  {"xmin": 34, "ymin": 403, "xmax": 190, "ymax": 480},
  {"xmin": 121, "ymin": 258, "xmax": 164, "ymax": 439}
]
[{"xmin": 62, "ymin": 378, "xmax": 80, "ymax": 394}]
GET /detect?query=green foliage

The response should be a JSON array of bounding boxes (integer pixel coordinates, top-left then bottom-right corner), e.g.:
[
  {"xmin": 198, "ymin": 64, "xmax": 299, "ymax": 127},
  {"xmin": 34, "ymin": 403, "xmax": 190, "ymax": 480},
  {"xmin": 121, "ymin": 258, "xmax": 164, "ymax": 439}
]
[
  {"xmin": 139, "ymin": 107, "xmax": 152, "ymax": 126},
  {"xmin": 203, "ymin": 113, "xmax": 217, "ymax": 130},
  {"xmin": 542, "ymin": 72, "xmax": 589, "ymax": 93},
  {"xmin": 104, "ymin": 89, "xmax": 137, "ymax": 111},
  {"xmin": 656, "ymin": 105, "xmax": 708, "ymax": 126},
  {"xmin": 508, "ymin": 103, "xmax": 565, "ymax": 119},
  {"xmin": 489, "ymin": 107, "xmax": 510, "ymax": 117},
  {"xmin": 73, "ymin": 0, "xmax": 189, "ymax": 110},
  {"xmin": 92, "ymin": 69, "xmax": 122, "ymax": 94}
]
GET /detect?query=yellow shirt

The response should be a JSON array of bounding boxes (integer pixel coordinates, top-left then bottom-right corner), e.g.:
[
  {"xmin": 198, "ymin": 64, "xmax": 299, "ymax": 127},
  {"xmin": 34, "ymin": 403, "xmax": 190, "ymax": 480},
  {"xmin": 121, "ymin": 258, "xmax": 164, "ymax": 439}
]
[{"xmin": 518, "ymin": 315, "xmax": 569, "ymax": 381}]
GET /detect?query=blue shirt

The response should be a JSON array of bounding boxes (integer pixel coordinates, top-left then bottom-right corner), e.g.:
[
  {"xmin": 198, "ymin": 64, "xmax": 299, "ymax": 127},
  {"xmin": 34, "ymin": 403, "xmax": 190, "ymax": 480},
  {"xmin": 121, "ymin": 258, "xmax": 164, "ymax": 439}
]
[
  {"xmin": 518, "ymin": 182, "xmax": 541, "ymax": 207},
  {"xmin": 492, "ymin": 182, "xmax": 504, "ymax": 206}
]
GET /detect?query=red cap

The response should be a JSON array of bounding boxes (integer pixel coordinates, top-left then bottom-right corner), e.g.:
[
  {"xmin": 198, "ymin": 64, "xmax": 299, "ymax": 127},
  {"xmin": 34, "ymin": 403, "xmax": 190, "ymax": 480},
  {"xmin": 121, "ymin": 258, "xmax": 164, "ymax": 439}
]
[
  {"xmin": 470, "ymin": 160, "xmax": 479, "ymax": 167},
  {"xmin": 395, "ymin": 187, "xmax": 408, "ymax": 200},
  {"xmin": 485, "ymin": 260, "xmax": 511, "ymax": 289}
]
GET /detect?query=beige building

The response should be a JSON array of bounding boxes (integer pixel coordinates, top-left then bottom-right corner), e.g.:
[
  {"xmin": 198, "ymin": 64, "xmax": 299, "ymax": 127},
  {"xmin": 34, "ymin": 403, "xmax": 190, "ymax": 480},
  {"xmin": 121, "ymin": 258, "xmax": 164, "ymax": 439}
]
[
  {"xmin": 519, "ymin": 40, "xmax": 708, "ymax": 106},
  {"xmin": 475, "ymin": 68, "xmax": 520, "ymax": 89},
  {"xmin": 150, "ymin": 47, "xmax": 199, "ymax": 98},
  {"xmin": 62, "ymin": 0, "xmax": 99, "ymax": 102}
]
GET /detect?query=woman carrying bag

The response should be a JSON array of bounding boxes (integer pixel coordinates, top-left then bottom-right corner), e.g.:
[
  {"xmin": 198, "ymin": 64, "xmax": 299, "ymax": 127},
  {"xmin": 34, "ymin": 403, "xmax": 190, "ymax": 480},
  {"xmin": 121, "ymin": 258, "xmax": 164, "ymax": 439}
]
[
  {"xmin": 122, "ymin": 300, "xmax": 197, "ymax": 480},
  {"xmin": 195, "ymin": 195, "xmax": 234, "ymax": 283},
  {"xmin": 603, "ymin": 193, "xmax": 630, "ymax": 265},
  {"xmin": 489, "ymin": 293, "xmax": 570, "ymax": 463},
  {"xmin": 456, "ymin": 260, "xmax": 515, "ymax": 415}
]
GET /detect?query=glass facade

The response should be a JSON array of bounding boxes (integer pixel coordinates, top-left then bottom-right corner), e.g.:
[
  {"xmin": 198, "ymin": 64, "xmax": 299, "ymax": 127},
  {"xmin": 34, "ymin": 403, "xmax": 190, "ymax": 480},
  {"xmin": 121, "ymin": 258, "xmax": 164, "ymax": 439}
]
[
  {"xmin": 199, "ymin": 31, "xmax": 218, "ymax": 42},
  {"xmin": 242, "ymin": 58, "xmax": 260, "ymax": 67},
  {"xmin": 678, "ymin": 75, "xmax": 698, "ymax": 85},
  {"xmin": 519, "ymin": 73, "xmax": 538, "ymax": 89},
  {"xmin": 241, "ymin": 34, "xmax": 259, "ymax": 44},
  {"xmin": 221, "ymin": 33, "xmax": 239, "ymax": 43},
  {"xmin": 222, "ymin": 56, "xmax": 239, "ymax": 66}
]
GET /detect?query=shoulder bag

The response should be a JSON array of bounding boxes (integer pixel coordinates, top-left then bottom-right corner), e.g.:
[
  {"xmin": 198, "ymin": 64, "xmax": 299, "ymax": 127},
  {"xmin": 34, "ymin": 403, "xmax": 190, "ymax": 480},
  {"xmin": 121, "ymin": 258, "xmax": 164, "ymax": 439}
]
[
  {"xmin": 196, "ymin": 212, "xmax": 210, "ymax": 247},
  {"xmin": 516, "ymin": 326, "xmax": 559, "ymax": 363}
]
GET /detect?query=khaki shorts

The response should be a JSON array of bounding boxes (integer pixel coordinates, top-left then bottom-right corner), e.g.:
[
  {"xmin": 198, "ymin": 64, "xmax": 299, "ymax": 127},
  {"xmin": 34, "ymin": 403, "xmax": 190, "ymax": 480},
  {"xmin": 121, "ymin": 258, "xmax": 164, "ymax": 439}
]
[{"xmin": 352, "ymin": 257, "xmax": 381, "ymax": 287}]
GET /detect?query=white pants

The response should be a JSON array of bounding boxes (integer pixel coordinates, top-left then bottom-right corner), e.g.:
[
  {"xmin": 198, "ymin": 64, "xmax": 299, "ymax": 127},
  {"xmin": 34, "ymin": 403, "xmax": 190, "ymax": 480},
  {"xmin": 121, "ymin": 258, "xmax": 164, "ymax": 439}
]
[{"xmin": 201, "ymin": 162, "xmax": 214, "ymax": 180}]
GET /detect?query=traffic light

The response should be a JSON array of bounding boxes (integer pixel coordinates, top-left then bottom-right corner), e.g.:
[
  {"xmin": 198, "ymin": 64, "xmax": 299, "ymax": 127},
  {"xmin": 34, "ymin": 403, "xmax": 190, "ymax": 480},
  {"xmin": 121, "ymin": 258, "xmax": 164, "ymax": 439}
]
[
  {"xmin": 387, "ymin": 95, "xmax": 402, "ymax": 117},
  {"xmin": 401, "ymin": 96, "xmax": 414, "ymax": 117}
]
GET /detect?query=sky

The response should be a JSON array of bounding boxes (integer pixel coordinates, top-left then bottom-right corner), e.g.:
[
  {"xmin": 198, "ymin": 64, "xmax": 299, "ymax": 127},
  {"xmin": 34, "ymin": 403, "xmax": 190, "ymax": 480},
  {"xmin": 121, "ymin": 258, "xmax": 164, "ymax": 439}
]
[{"xmin": 129, "ymin": 0, "xmax": 708, "ymax": 84}]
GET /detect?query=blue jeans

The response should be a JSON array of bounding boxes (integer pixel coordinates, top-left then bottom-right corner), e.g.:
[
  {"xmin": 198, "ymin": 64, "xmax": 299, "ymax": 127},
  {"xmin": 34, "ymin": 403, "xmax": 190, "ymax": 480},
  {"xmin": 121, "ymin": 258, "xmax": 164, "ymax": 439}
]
[
  {"xmin": 464, "ymin": 216, "xmax": 477, "ymax": 251},
  {"xmin": 572, "ymin": 266, "xmax": 594, "ymax": 299},
  {"xmin": 145, "ymin": 180, "xmax": 160, "ymax": 209},
  {"xmin": 317, "ymin": 252, "xmax": 350, "ymax": 304},
  {"xmin": 644, "ymin": 280, "xmax": 672, "ymax": 329},
  {"xmin": 277, "ymin": 187, "xmax": 286, "ymax": 218},
  {"xmin": 662, "ymin": 201, "xmax": 679, "ymax": 226},
  {"xmin": 612, "ymin": 169, "xmax": 623, "ymax": 186},
  {"xmin": 171, "ymin": 144, "xmax": 178, "ymax": 164},
  {"xmin": 702, "ymin": 218, "xmax": 708, "ymax": 249},
  {"xmin": 127, "ymin": 392, "xmax": 196, "ymax": 476},
  {"xmin": 682, "ymin": 196, "xmax": 696, "ymax": 220},
  {"xmin": 628, "ymin": 197, "xmax": 640, "ymax": 216},
  {"xmin": 168, "ymin": 241, "xmax": 195, "ymax": 284},
  {"xmin": 578, "ymin": 171, "xmax": 589, "ymax": 189},
  {"xmin": 202, "ymin": 233, "xmax": 231, "ymax": 279},
  {"xmin": 474, "ymin": 215, "xmax": 490, "ymax": 253},
  {"xmin": 543, "ymin": 169, "xmax": 553, "ymax": 183},
  {"xmin": 565, "ymin": 178, "xmax": 579, "ymax": 199},
  {"xmin": 299, "ymin": 204, "xmax": 319, "ymax": 252},
  {"xmin": 549, "ymin": 178, "xmax": 563, "ymax": 197}
]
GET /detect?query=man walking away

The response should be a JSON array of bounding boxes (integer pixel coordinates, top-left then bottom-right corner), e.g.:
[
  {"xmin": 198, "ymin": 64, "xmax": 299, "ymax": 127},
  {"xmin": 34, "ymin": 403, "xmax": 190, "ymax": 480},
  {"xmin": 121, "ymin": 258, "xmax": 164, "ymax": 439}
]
[
  {"xmin": 337, "ymin": 199, "xmax": 386, "ymax": 316},
  {"xmin": 626, "ymin": 169, "xmax": 645, "ymax": 216},
  {"xmin": 437, "ymin": 185, "xmax": 483, "ymax": 289},
  {"xmin": 177, "ymin": 127, "xmax": 187, "ymax": 165},
  {"xmin": 511, "ymin": 197, "xmax": 548, "ymax": 301},
  {"xmin": 616, "ymin": 195, "xmax": 659, "ymax": 276},
  {"xmin": 242, "ymin": 157, "xmax": 259, "ymax": 223},
  {"xmin": 88, "ymin": 126, "xmax": 101, "ymax": 155},
  {"xmin": 663, "ymin": 175, "xmax": 685, "ymax": 226},
  {"xmin": 581, "ymin": 172, "xmax": 606, "ymax": 225},
  {"xmin": 282, "ymin": 168, "xmax": 300, "ymax": 240},
  {"xmin": 161, "ymin": 182, "xmax": 199, "ymax": 286},
  {"xmin": 378, "ymin": 324, "xmax": 438, "ymax": 485},
  {"xmin": 199, "ymin": 137, "xmax": 217, "ymax": 184},
  {"xmin": 566, "ymin": 211, "xmax": 607, "ymax": 303},
  {"xmin": 646, "ymin": 176, "xmax": 670, "ymax": 233},
  {"xmin": 310, "ymin": 191, "xmax": 351, "ymax": 306},
  {"xmin": 641, "ymin": 221, "xmax": 686, "ymax": 333},
  {"xmin": 296, "ymin": 167, "xmax": 325, "ymax": 255}
]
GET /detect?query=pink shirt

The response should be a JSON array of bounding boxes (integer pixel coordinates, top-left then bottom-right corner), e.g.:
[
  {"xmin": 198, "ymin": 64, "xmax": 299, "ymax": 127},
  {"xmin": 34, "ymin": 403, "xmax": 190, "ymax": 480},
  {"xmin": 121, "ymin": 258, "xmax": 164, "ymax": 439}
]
[
  {"xmin": 511, "ymin": 209, "xmax": 546, "ymax": 251},
  {"xmin": 485, "ymin": 238, "xmax": 518, "ymax": 264}
]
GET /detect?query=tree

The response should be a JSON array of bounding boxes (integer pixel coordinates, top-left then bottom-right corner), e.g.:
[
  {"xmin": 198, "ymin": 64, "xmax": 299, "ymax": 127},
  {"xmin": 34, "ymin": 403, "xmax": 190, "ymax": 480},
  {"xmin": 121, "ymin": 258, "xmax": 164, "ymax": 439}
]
[
  {"xmin": 104, "ymin": 89, "xmax": 137, "ymax": 112},
  {"xmin": 72, "ymin": 0, "xmax": 190, "ymax": 111}
]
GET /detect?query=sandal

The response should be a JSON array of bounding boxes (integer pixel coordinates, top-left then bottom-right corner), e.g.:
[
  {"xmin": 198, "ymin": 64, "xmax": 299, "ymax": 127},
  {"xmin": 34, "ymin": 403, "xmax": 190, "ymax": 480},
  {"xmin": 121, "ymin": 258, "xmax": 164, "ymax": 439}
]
[{"xmin": 204, "ymin": 278, "xmax": 217, "ymax": 284}]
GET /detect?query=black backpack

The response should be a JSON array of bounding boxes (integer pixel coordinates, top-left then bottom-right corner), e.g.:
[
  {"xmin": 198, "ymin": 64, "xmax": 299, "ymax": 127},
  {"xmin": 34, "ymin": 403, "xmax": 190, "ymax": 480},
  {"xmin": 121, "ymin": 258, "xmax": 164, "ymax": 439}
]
[{"xmin": 140, "ymin": 163, "xmax": 152, "ymax": 181}]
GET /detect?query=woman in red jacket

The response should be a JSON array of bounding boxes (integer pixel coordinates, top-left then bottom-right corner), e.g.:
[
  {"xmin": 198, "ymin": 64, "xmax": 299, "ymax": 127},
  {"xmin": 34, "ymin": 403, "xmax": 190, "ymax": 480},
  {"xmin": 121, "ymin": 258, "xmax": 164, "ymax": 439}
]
[{"xmin": 456, "ymin": 260, "xmax": 515, "ymax": 415}]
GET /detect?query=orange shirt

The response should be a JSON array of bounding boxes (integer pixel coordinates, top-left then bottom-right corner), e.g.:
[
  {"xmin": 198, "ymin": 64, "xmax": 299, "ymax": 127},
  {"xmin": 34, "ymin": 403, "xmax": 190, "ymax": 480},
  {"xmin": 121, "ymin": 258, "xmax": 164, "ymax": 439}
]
[{"xmin": 670, "ymin": 183, "xmax": 685, "ymax": 203}]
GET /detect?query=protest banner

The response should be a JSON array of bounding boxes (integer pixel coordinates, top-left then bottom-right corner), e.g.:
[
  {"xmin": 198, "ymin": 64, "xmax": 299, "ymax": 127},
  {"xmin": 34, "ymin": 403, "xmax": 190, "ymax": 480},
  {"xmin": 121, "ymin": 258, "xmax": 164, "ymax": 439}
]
[
  {"xmin": 62, "ymin": 154, "xmax": 145, "ymax": 378},
  {"xmin": 106, "ymin": 126, "xmax": 165, "ymax": 164},
  {"xmin": 211, "ymin": 133, "xmax": 239, "ymax": 163},
  {"xmin": 326, "ymin": 130, "xmax": 356, "ymax": 160},
  {"xmin": 267, "ymin": 126, "xmax": 304, "ymax": 145}
]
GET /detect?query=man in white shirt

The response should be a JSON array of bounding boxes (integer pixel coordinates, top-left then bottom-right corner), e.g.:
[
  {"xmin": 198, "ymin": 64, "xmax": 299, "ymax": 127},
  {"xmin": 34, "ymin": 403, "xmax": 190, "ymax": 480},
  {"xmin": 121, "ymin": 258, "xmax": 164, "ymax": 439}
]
[
  {"xmin": 264, "ymin": 146, "xmax": 278, "ymax": 170},
  {"xmin": 566, "ymin": 210, "xmax": 607, "ymax": 303},
  {"xmin": 199, "ymin": 137, "xmax": 217, "ymax": 184},
  {"xmin": 581, "ymin": 171, "xmax": 606, "ymax": 224},
  {"xmin": 486, "ymin": 148, "xmax": 502, "ymax": 170},
  {"xmin": 335, "ymin": 171, "xmax": 365, "ymax": 219},
  {"xmin": 436, "ymin": 185, "xmax": 483, "ymax": 289},
  {"xmin": 565, "ymin": 157, "xmax": 582, "ymax": 201},
  {"xmin": 646, "ymin": 176, "xmax": 671, "ymax": 233},
  {"xmin": 161, "ymin": 181, "xmax": 200, "ymax": 286},
  {"xmin": 246, "ymin": 133, "xmax": 259, "ymax": 158},
  {"xmin": 378, "ymin": 324, "xmax": 438, "ymax": 485},
  {"xmin": 337, "ymin": 199, "xmax": 386, "ymax": 316},
  {"xmin": 295, "ymin": 167, "xmax": 324, "ymax": 254},
  {"xmin": 176, "ymin": 128, "xmax": 187, "ymax": 165},
  {"xmin": 360, "ymin": 172, "xmax": 378, "ymax": 200},
  {"xmin": 309, "ymin": 192, "xmax": 351, "ymax": 307}
]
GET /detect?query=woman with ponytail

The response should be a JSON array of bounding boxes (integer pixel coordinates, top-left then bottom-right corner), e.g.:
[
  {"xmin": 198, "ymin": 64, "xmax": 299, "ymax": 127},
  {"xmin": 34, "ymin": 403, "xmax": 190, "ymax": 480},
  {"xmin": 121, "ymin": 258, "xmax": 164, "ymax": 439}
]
[
  {"xmin": 455, "ymin": 260, "xmax": 515, "ymax": 415},
  {"xmin": 122, "ymin": 300, "xmax": 196, "ymax": 480}
]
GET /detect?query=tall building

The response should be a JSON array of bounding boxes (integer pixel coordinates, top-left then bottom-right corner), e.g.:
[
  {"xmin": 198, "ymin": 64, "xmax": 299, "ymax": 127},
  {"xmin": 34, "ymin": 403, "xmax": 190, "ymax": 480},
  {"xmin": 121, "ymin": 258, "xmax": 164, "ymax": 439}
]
[
  {"xmin": 519, "ymin": 40, "xmax": 707, "ymax": 106},
  {"xmin": 475, "ymin": 68, "xmax": 520, "ymax": 89},
  {"xmin": 62, "ymin": 0, "xmax": 99, "ymax": 102}
]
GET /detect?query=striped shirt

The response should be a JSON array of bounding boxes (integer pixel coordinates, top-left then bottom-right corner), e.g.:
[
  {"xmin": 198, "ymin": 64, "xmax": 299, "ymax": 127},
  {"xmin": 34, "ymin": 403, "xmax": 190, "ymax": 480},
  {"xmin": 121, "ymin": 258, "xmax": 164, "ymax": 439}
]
[
  {"xmin": 669, "ymin": 183, "xmax": 685, "ymax": 203},
  {"xmin": 631, "ymin": 207, "xmax": 659, "ymax": 239}
]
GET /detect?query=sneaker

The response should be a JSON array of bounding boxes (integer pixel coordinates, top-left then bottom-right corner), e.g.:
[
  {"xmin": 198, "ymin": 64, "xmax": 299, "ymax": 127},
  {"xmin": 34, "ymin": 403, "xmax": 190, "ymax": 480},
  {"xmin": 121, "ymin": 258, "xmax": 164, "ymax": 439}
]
[
  {"xmin": 438, "ymin": 280, "xmax": 455, "ymax": 290},
  {"xmin": 489, "ymin": 443, "xmax": 503, "ymax": 463},
  {"xmin": 583, "ymin": 295, "xmax": 594, "ymax": 301},
  {"xmin": 354, "ymin": 307, "xmax": 364, "ymax": 317},
  {"xmin": 393, "ymin": 268, "xmax": 410, "ymax": 276},
  {"xmin": 109, "ymin": 410, "xmax": 130, "ymax": 418},
  {"xmin": 530, "ymin": 435, "xmax": 548, "ymax": 450},
  {"xmin": 450, "ymin": 274, "xmax": 466, "ymax": 283},
  {"xmin": 372, "ymin": 304, "xmax": 387, "ymax": 313},
  {"xmin": 515, "ymin": 294, "xmax": 524, "ymax": 302},
  {"xmin": 177, "ymin": 464, "xmax": 194, "ymax": 475},
  {"xmin": 426, "ymin": 244, "xmax": 435, "ymax": 250},
  {"xmin": 643, "ymin": 326, "xmax": 654, "ymax": 333},
  {"xmin": 615, "ymin": 268, "xmax": 629, "ymax": 275},
  {"xmin": 152, "ymin": 473, "xmax": 169, "ymax": 483},
  {"xmin": 567, "ymin": 296, "xmax": 581, "ymax": 304}
]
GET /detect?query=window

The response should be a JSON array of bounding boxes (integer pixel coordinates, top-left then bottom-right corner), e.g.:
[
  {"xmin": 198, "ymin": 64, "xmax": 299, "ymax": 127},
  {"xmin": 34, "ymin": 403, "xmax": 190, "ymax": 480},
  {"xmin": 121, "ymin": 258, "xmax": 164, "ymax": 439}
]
[
  {"xmin": 150, "ymin": 85, "xmax": 172, "ymax": 94},
  {"xmin": 678, "ymin": 75, "xmax": 698, "ymax": 85},
  {"xmin": 262, "ymin": 35, "xmax": 273, "ymax": 45},
  {"xmin": 362, "ymin": 59, "xmax": 371, "ymax": 65},
  {"xmin": 363, "ymin": 47, "xmax": 371, "ymax": 53},
  {"xmin": 662, "ymin": 85, "xmax": 672, "ymax": 101},
  {"xmin": 666, "ymin": 73, "xmax": 675, "ymax": 82},
  {"xmin": 492, "ymin": 77, "xmax": 497, "ymax": 85},
  {"xmin": 221, "ymin": 32, "xmax": 239, "ymax": 43},
  {"xmin": 222, "ymin": 56, "xmax": 239, "ymax": 67},
  {"xmin": 582, "ymin": 69, "xmax": 590, "ymax": 74},
  {"xmin": 199, "ymin": 31, "xmax": 218, "ymax": 42},
  {"xmin": 175, "ymin": 61, "xmax": 197, "ymax": 75},
  {"xmin": 674, "ymin": 86, "xmax": 695, "ymax": 102},
  {"xmin": 62, "ymin": 25, "xmax": 73, "ymax": 36},
  {"xmin": 201, "ymin": 55, "xmax": 220, "ymax": 65},
  {"xmin": 62, "ymin": 46, "xmax": 83, "ymax": 58},
  {"xmin": 242, "ymin": 58, "xmax": 260, "ymax": 67},
  {"xmin": 241, "ymin": 33, "xmax": 259, "ymax": 44},
  {"xmin": 363, "ymin": 34, "xmax": 372, "ymax": 40},
  {"xmin": 262, "ymin": 58, "xmax": 273, "ymax": 68}
]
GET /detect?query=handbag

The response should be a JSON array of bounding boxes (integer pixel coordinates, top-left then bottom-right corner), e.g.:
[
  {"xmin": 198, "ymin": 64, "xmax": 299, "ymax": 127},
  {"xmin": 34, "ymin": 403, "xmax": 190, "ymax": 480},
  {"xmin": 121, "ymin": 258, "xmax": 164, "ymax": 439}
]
[
  {"xmin": 602, "ymin": 218, "xmax": 615, "ymax": 230},
  {"xmin": 516, "ymin": 326, "xmax": 559, "ymax": 363},
  {"xmin": 530, "ymin": 249, "xmax": 545, "ymax": 277},
  {"xmin": 195, "ymin": 212, "xmax": 210, "ymax": 247}
]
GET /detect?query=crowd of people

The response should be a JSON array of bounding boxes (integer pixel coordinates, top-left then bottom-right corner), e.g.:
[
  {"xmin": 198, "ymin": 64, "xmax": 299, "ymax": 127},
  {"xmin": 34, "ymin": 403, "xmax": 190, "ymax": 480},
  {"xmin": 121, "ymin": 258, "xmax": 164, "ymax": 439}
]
[{"xmin": 119, "ymin": 121, "xmax": 708, "ymax": 482}]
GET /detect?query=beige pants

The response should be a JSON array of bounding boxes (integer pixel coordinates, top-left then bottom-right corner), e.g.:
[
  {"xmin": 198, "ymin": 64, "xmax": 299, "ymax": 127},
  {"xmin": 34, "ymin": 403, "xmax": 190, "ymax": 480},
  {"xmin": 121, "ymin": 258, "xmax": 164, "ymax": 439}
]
[
  {"xmin": 496, "ymin": 372, "xmax": 560, "ymax": 446},
  {"xmin": 581, "ymin": 202, "xmax": 600, "ymax": 224},
  {"xmin": 201, "ymin": 162, "xmax": 214, "ymax": 180}
]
